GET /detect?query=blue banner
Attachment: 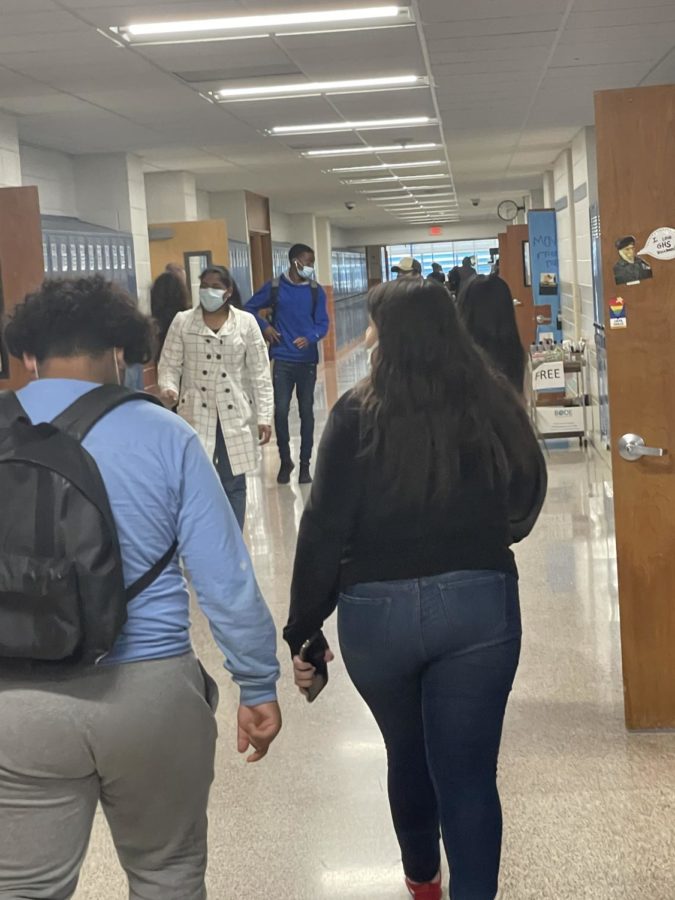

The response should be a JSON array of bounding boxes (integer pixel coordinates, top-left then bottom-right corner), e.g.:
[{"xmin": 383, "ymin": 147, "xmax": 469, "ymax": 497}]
[{"xmin": 528, "ymin": 210, "xmax": 562, "ymax": 341}]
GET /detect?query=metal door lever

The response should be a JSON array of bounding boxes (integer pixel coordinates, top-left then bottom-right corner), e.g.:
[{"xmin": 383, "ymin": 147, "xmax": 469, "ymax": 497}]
[{"xmin": 618, "ymin": 433, "xmax": 666, "ymax": 462}]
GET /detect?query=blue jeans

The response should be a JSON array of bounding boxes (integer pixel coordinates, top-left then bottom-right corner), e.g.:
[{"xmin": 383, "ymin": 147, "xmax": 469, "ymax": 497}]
[
  {"xmin": 338, "ymin": 571, "xmax": 521, "ymax": 900},
  {"xmin": 214, "ymin": 420, "xmax": 246, "ymax": 531},
  {"xmin": 272, "ymin": 361, "xmax": 317, "ymax": 464}
]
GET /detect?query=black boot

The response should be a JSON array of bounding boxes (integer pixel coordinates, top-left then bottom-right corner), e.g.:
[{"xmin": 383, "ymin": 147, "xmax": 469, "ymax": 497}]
[
  {"xmin": 299, "ymin": 463, "xmax": 312, "ymax": 485},
  {"xmin": 277, "ymin": 459, "xmax": 295, "ymax": 485}
]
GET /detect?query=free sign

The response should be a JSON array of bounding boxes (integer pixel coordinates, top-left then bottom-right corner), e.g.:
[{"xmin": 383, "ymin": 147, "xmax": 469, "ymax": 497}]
[{"xmin": 639, "ymin": 227, "xmax": 675, "ymax": 261}]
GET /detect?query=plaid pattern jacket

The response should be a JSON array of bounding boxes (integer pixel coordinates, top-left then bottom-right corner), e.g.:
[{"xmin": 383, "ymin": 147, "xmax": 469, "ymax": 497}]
[{"xmin": 158, "ymin": 306, "xmax": 273, "ymax": 476}]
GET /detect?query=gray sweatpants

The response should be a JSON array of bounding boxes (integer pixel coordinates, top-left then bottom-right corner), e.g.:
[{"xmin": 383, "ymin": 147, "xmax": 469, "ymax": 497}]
[{"xmin": 0, "ymin": 652, "xmax": 219, "ymax": 900}]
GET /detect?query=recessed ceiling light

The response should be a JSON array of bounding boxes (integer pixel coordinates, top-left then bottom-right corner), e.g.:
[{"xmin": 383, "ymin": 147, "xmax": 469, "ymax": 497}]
[
  {"xmin": 268, "ymin": 116, "xmax": 434, "ymax": 135},
  {"xmin": 216, "ymin": 74, "xmax": 422, "ymax": 100},
  {"xmin": 118, "ymin": 6, "xmax": 409, "ymax": 41},
  {"xmin": 301, "ymin": 142, "xmax": 439, "ymax": 157},
  {"xmin": 328, "ymin": 159, "xmax": 443, "ymax": 173}
]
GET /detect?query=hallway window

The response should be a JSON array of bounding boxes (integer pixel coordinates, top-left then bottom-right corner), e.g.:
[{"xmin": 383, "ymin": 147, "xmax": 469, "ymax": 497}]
[{"xmin": 386, "ymin": 238, "xmax": 497, "ymax": 279}]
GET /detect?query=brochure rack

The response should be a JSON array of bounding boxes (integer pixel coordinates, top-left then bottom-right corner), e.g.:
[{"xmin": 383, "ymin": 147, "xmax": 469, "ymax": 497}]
[{"xmin": 529, "ymin": 342, "xmax": 589, "ymax": 446}]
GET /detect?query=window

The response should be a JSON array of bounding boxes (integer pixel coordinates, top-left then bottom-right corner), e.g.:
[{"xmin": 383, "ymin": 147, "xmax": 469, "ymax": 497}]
[{"xmin": 385, "ymin": 238, "xmax": 497, "ymax": 280}]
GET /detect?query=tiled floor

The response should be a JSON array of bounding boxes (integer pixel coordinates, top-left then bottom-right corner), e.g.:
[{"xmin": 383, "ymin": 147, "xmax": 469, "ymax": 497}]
[{"xmin": 75, "ymin": 350, "xmax": 675, "ymax": 899}]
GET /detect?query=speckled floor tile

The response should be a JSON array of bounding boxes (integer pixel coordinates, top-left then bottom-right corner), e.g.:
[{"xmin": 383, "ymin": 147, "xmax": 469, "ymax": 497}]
[{"xmin": 73, "ymin": 356, "xmax": 675, "ymax": 899}]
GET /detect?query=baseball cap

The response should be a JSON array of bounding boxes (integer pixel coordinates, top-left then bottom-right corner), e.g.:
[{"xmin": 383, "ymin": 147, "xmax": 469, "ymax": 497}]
[
  {"xmin": 391, "ymin": 256, "xmax": 422, "ymax": 274},
  {"xmin": 615, "ymin": 235, "xmax": 636, "ymax": 250}
]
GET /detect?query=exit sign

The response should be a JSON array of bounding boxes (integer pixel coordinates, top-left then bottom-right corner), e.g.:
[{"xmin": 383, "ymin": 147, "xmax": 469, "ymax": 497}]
[{"xmin": 429, "ymin": 226, "xmax": 443, "ymax": 236}]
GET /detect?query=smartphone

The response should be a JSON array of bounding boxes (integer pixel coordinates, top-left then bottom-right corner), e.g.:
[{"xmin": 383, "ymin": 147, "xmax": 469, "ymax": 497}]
[{"xmin": 299, "ymin": 632, "xmax": 329, "ymax": 703}]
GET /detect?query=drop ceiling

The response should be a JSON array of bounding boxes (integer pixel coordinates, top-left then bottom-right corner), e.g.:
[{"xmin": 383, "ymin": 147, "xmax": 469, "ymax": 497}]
[{"xmin": 0, "ymin": 0, "xmax": 673, "ymax": 230}]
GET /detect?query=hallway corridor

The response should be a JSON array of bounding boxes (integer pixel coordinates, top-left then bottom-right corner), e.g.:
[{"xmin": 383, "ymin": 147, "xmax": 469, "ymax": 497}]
[{"xmin": 75, "ymin": 351, "xmax": 675, "ymax": 900}]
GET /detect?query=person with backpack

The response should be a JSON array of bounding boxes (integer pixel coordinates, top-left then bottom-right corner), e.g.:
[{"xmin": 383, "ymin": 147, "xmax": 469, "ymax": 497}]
[
  {"xmin": 447, "ymin": 256, "xmax": 478, "ymax": 296},
  {"xmin": 158, "ymin": 265, "xmax": 273, "ymax": 530},
  {"xmin": 0, "ymin": 276, "xmax": 281, "ymax": 900},
  {"xmin": 245, "ymin": 243, "xmax": 330, "ymax": 485}
]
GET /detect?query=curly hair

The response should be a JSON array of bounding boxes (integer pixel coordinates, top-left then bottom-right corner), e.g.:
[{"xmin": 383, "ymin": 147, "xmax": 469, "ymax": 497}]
[{"xmin": 4, "ymin": 276, "xmax": 153, "ymax": 365}]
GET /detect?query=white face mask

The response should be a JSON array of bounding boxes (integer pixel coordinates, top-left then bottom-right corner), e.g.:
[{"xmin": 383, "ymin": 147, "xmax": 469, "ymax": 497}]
[
  {"xmin": 199, "ymin": 287, "xmax": 227, "ymax": 312},
  {"xmin": 294, "ymin": 260, "xmax": 316, "ymax": 282}
]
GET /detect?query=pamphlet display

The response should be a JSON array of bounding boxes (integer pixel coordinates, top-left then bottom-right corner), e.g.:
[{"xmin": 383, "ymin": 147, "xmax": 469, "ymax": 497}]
[{"xmin": 529, "ymin": 340, "xmax": 588, "ymax": 445}]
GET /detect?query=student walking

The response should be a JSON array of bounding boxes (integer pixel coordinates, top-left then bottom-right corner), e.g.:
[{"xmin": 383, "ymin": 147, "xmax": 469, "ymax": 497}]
[
  {"xmin": 0, "ymin": 276, "xmax": 281, "ymax": 900},
  {"xmin": 159, "ymin": 265, "xmax": 273, "ymax": 530},
  {"xmin": 286, "ymin": 278, "xmax": 546, "ymax": 900},
  {"xmin": 246, "ymin": 244, "xmax": 329, "ymax": 485}
]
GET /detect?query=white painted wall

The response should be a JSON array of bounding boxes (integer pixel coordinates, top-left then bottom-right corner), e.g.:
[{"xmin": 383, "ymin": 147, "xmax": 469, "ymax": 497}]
[
  {"xmin": 21, "ymin": 145, "xmax": 76, "ymax": 217},
  {"xmin": 340, "ymin": 220, "xmax": 498, "ymax": 246},
  {"xmin": 196, "ymin": 190, "xmax": 210, "ymax": 221},
  {"xmin": 209, "ymin": 191, "xmax": 249, "ymax": 242},
  {"xmin": 74, "ymin": 153, "xmax": 152, "ymax": 311},
  {"xmin": 0, "ymin": 112, "xmax": 21, "ymax": 188},
  {"xmin": 145, "ymin": 171, "xmax": 198, "ymax": 224},
  {"xmin": 550, "ymin": 126, "xmax": 607, "ymax": 462},
  {"xmin": 270, "ymin": 209, "xmax": 293, "ymax": 244}
]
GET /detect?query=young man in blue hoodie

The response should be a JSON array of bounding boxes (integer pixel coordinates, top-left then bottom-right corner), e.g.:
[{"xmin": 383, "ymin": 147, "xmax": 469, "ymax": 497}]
[{"xmin": 246, "ymin": 244, "xmax": 330, "ymax": 485}]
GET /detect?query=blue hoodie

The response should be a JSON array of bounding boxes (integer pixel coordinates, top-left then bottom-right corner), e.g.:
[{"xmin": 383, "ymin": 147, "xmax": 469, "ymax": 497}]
[{"xmin": 246, "ymin": 273, "xmax": 330, "ymax": 364}]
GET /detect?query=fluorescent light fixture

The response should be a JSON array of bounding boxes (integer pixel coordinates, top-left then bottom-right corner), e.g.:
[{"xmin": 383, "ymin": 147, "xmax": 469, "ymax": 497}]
[
  {"xmin": 216, "ymin": 74, "xmax": 422, "ymax": 100},
  {"xmin": 342, "ymin": 176, "xmax": 400, "ymax": 184},
  {"xmin": 268, "ymin": 116, "xmax": 433, "ymax": 135},
  {"xmin": 121, "ymin": 7, "xmax": 408, "ymax": 39},
  {"xmin": 301, "ymin": 142, "xmax": 439, "ymax": 158},
  {"xmin": 356, "ymin": 187, "xmax": 411, "ymax": 194},
  {"xmin": 328, "ymin": 159, "xmax": 443, "ymax": 173},
  {"xmin": 343, "ymin": 172, "xmax": 447, "ymax": 185},
  {"xmin": 398, "ymin": 173, "xmax": 449, "ymax": 181}
]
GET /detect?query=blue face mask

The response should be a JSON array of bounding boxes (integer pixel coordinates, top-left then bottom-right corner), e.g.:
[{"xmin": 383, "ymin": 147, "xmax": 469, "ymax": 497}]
[
  {"xmin": 199, "ymin": 287, "xmax": 227, "ymax": 312},
  {"xmin": 294, "ymin": 260, "xmax": 315, "ymax": 282}
]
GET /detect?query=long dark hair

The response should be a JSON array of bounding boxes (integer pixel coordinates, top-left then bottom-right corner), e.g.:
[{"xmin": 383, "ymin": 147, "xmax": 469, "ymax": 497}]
[
  {"xmin": 357, "ymin": 278, "xmax": 531, "ymax": 507},
  {"xmin": 457, "ymin": 275, "xmax": 526, "ymax": 394},
  {"xmin": 151, "ymin": 272, "xmax": 189, "ymax": 358},
  {"xmin": 201, "ymin": 265, "xmax": 243, "ymax": 309}
]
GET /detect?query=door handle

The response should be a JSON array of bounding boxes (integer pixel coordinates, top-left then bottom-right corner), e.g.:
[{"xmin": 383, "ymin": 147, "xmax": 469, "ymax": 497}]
[
  {"xmin": 536, "ymin": 315, "xmax": 552, "ymax": 324},
  {"xmin": 618, "ymin": 433, "xmax": 667, "ymax": 462}
]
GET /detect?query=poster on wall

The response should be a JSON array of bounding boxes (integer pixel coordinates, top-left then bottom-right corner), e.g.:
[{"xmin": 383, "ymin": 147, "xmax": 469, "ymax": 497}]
[{"xmin": 528, "ymin": 210, "xmax": 562, "ymax": 341}]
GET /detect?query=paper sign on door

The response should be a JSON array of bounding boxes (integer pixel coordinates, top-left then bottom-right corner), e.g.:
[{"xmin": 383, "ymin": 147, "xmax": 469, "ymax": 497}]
[{"xmin": 532, "ymin": 358, "xmax": 565, "ymax": 392}]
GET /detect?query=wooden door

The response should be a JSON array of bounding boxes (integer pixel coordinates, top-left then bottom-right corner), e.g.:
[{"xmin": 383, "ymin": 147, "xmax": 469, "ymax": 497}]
[
  {"xmin": 499, "ymin": 224, "xmax": 535, "ymax": 348},
  {"xmin": 0, "ymin": 187, "xmax": 45, "ymax": 391},
  {"xmin": 148, "ymin": 219, "xmax": 229, "ymax": 304},
  {"xmin": 596, "ymin": 84, "xmax": 675, "ymax": 730}
]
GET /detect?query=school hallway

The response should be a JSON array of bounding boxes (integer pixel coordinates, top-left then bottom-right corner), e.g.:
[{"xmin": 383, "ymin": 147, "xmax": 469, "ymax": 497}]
[{"xmin": 74, "ymin": 349, "xmax": 675, "ymax": 900}]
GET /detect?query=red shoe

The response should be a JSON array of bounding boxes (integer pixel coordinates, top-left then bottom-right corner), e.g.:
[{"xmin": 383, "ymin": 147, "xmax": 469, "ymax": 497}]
[{"xmin": 405, "ymin": 873, "xmax": 442, "ymax": 899}]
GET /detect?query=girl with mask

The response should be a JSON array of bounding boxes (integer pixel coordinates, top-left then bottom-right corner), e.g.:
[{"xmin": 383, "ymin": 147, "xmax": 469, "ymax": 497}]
[{"xmin": 158, "ymin": 266, "xmax": 273, "ymax": 530}]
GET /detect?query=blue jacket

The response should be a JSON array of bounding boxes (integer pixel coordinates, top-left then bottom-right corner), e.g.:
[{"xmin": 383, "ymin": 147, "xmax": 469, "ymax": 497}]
[{"xmin": 246, "ymin": 274, "xmax": 330, "ymax": 364}]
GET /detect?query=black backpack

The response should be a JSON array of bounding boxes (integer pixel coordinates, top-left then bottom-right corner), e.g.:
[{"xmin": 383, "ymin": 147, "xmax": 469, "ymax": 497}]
[
  {"xmin": 269, "ymin": 276, "xmax": 319, "ymax": 326},
  {"xmin": 0, "ymin": 384, "xmax": 178, "ymax": 666}
]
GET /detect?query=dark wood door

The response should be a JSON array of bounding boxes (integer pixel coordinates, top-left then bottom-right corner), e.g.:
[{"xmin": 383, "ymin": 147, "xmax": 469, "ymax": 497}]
[{"xmin": 596, "ymin": 84, "xmax": 675, "ymax": 729}]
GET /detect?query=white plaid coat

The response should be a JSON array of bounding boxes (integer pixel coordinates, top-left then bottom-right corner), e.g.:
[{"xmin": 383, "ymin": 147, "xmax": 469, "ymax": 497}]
[{"xmin": 158, "ymin": 306, "xmax": 273, "ymax": 476}]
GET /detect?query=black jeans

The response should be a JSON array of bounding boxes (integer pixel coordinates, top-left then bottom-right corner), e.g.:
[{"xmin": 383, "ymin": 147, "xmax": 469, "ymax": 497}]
[
  {"xmin": 272, "ymin": 360, "xmax": 317, "ymax": 465},
  {"xmin": 338, "ymin": 570, "xmax": 521, "ymax": 900}
]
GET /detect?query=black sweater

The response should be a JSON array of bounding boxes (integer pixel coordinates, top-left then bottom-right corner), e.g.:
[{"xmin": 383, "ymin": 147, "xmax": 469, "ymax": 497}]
[{"xmin": 284, "ymin": 389, "xmax": 547, "ymax": 656}]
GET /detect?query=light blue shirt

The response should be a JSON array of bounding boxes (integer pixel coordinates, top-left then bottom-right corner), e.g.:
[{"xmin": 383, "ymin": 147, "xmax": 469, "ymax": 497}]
[{"xmin": 16, "ymin": 379, "xmax": 280, "ymax": 706}]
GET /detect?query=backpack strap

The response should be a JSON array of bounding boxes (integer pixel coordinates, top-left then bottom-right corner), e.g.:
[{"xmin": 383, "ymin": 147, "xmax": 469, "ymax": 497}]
[
  {"xmin": 310, "ymin": 281, "xmax": 319, "ymax": 322},
  {"xmin": 269, "ymin": 276, "xmax": 281, "ymax": 326},
  {"xmin": 126, "ymin": 537, "xmax": 179, "ymax": 601},
  {"xmin": 0, "ymin": 391, "xmax": 29, "ymax": 427},
  {"xmin": 52, "ymin": 384, "xmax": 163, "ymax": 443}
]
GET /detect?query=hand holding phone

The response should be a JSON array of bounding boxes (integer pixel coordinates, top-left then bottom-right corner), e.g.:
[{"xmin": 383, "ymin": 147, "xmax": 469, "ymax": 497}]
[{"xmin": 295, "ymin": 632, "xmax": 333, "ymax": 702}]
